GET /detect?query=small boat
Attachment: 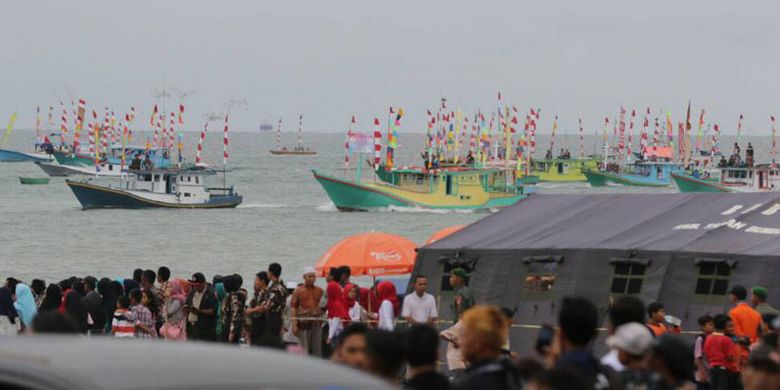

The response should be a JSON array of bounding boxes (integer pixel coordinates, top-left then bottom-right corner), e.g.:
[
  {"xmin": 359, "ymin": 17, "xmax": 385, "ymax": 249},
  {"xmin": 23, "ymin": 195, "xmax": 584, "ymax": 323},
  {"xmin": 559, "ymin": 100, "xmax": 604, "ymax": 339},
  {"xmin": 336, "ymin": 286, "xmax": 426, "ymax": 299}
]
[
  {"xmin": 36, "ymin": 161, "xmax": 125, "ymax": 177},
  {"xmin": 65, "ymin": 169, "xmax": 242, "ymax": 209},
  {"xmin": 530, "ymin": 156, "xmax": 601, "ymax": 182},
  {"xmin": 269, "ymin": 115, "xmax": 317, "ymax": 156},
  {"xmin": 269, "ymin": 147, "xmax": 317, "ymax": 156},
  {"xmin": 672, "ymin": 165, "xmax": 780, "ymax": 193},
  {"xmin": 19, "ymin": 177, "xmax": 50, "ymax": 185},
  {"xmin": 0, "ymin": 148, "xmax": 52, "ymax": 163},
  {"xmin": 313, "ymin": 166, "xmax": 529, "ymax": 211},
  {"xmin": 583, "ymin": 161, "xmax": 686, "ymax": 187},
  {"xmin": 259, "ymin": 120, "xmax": 273, "ymax": 131}
]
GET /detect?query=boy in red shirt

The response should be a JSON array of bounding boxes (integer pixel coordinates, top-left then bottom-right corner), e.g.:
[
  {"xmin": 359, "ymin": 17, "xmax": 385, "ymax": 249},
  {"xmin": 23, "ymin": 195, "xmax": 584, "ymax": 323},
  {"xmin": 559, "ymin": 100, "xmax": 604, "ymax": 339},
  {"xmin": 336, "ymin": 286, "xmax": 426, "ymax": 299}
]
[{"xmin": 704, "ymin": 314, "xmax": 740, "ymax": 390}]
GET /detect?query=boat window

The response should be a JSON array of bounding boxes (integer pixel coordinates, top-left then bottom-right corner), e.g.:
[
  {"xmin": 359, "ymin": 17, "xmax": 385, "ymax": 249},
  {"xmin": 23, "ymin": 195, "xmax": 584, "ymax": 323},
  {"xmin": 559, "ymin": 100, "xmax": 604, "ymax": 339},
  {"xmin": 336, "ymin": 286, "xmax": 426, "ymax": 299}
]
[
  {"xmin": 195, "ymin": 176, "xmax": 200, "ymax": 184},
  {"xmin": 693, "ymin": 258, "xmax": 735, "ymax": 296},
  {"xmin": 184, "ymin": 193, "xmax": 191, "ymax": 197},
  {"xmin": 445, "ymin": 175, "xmax": 453, "ymax": 195},
  {"xmin": 609, "ymin": 258, "xmax": 649, "ymax": 295},
  {"xmin": 154, "ymin": 174, "xmax": 160, "ymax": 182}
]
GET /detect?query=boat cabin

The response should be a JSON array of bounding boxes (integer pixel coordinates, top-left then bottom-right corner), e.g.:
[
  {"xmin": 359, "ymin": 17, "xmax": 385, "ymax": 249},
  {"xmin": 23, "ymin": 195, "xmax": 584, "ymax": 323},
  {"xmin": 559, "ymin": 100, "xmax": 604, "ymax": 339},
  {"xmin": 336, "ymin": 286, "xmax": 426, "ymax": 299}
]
[
  {"xmin": 627, "ymin": 162, "xmax": 685, "ymax": 180},
  {"xmin": 385, "ymin": 167, "xmax": 520, "ymax": 196},
  {"xmin": 719, "ymin": 165, "xmax": 780, "ymax": 191},
  {"xmin": 127, "ymin": 170, "xmax": 214, "ymax": 202}
]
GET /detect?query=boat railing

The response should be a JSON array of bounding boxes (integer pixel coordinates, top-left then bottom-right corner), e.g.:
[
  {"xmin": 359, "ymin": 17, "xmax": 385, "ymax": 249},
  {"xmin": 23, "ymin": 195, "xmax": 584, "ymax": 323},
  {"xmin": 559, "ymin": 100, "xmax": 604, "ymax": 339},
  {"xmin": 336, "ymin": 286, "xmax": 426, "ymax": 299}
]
[{"xmin": 207, "ymin": 186, "xmax": 235, "ymax": 196}]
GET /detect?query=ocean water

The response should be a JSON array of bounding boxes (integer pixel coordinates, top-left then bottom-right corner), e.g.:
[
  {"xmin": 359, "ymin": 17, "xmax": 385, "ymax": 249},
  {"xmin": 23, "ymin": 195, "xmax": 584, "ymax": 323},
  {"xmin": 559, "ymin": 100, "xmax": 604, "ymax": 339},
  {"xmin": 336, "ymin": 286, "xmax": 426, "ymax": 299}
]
[{"xmin": 0, "ymin": 129, "xmax": 770, "ymax": 285}]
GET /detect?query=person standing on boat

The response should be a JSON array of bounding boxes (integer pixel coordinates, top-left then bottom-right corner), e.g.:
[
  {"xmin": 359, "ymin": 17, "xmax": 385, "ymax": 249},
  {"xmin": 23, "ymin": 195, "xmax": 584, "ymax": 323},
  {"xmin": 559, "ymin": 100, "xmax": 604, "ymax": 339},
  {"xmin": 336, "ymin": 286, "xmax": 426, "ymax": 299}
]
[
  {"xmin": 129, "ymin": 153, "xmax": 142, "ymax": 170},
  {"xmin": 449, "ymin": 268, "xmax": 475, "ymax": 324},
  {"xmin": 185, "ymin": 272, "xmax": 218, "ymax": 341},
  {"xmin": 746, "ymin": 142, "xmax": 755, "ymax": 167},
  {"xmin": 292, "ymin": 267, "xmax": 324, "ymax": 357}
]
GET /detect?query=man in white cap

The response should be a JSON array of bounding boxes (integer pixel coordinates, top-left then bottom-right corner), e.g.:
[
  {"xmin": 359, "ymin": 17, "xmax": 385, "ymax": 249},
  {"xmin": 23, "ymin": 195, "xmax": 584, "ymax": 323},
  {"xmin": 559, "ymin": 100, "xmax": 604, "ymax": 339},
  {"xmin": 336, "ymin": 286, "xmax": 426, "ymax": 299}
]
[
  {"xmin": 291, "ymin": 267, "xmax": 324, "ymax": 356},
  {"xmin": 607, "ymin": 322, "xmax": 655, "ymax": 388}
]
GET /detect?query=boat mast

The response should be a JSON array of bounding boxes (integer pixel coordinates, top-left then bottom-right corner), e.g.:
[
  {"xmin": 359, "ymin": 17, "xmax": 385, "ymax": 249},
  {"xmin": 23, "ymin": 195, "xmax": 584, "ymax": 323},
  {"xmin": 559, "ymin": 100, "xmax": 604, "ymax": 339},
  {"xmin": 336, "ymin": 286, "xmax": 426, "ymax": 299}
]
[{"xmin": 223, "ymin": 113, "xmax": 229, "ymax": 189}]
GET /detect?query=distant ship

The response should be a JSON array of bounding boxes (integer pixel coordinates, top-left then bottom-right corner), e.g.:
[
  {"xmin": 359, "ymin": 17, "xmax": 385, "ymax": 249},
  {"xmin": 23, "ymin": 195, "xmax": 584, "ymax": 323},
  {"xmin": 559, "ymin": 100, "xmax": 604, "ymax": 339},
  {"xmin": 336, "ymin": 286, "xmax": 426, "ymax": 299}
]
[{"xmin": 259, "ymin": 120, "xmax": 273, "ymax": 132}]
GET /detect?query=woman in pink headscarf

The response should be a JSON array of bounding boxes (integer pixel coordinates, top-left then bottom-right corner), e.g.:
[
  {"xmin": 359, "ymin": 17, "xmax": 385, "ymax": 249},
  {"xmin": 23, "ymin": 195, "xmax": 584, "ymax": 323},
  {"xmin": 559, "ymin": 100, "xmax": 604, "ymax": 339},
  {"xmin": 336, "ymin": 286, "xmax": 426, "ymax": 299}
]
[
  {"xmin": 160, "ymin": 279, "xmax": 187, "ymax": 341},
  {"xmin": 376, "ymin": 281, "xmax": 399, "ymax": 331}
]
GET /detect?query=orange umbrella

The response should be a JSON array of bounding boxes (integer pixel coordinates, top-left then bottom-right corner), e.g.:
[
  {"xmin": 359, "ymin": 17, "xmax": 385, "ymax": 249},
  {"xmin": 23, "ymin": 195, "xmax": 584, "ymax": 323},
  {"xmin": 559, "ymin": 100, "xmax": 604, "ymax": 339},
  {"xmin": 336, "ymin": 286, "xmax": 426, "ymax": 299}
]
[
  {"xmin": 425, "ymin": 224, "xmax": 466, "ymax": 245},
  {"xmin": 315, "ymin": 232, "xmax": 417, "ymax": 277}
]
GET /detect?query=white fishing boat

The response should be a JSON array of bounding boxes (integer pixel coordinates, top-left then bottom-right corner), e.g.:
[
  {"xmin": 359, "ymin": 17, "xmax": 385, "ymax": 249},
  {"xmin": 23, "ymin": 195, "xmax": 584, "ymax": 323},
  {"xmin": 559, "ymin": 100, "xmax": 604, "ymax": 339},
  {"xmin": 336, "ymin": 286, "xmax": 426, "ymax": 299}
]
[{"xmin": 66, "ymin": 169, "xmax": 242, "ymax": 209}]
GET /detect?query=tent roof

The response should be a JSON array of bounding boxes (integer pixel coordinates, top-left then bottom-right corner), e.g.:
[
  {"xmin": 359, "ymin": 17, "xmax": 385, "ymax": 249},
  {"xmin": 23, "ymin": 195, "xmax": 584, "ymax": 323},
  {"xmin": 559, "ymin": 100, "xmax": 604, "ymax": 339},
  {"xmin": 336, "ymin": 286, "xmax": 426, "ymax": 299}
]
[{"xmin": 424, "ymin": 193, "xmax": 780, "ymax": 257}]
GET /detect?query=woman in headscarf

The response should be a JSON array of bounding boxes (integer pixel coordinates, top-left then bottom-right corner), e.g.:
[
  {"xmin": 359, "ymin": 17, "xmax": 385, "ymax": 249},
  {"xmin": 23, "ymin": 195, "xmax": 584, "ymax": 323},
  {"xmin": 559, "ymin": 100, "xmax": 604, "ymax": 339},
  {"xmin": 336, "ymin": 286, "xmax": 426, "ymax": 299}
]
[
  {"xmin": 359, "ymin": 287, "xmax": 379, "ymax": 315},
  {"xmin": 214, "ymin": 281, "xmax": 226, "ymax": 338},
  {"xmin": 63, "ymin": 289, "xmax": 88, "ymax": 334},
  {"xmin": 344, "ymin": 283, "xmax": 375, "ymax": 326},
  {"xmin": 13, "ymin": 284, "xmax": 38, "ymax": 331},
  {"xmin": 376, "ymin": 281, "xmax": 399, "ymax": 331},
  {"xmin": 160, "ymin": 279, "xmax": 187, "ymax": 340},
  {"xmin": 0, "ymin": 286, "xmax": 19, "ymax": 335},
  {"xmin": 326, "ymin": 274, "xmax": 348, "ymax": 344},
  {"xmin": 38, "ymin": 284, "xmax": 63, "ymax": 312},
  {"xmin": 98, "ymin": 278, "xmax": 118, "ymax": 334}
]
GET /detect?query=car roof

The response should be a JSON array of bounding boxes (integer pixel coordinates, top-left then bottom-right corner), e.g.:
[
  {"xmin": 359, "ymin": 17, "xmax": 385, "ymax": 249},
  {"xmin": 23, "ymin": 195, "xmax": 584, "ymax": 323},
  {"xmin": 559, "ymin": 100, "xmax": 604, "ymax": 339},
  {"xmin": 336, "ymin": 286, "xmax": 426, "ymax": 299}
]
[{"xmin": 0, "ymin": 336, "xmax": 390, "ymax": 390}]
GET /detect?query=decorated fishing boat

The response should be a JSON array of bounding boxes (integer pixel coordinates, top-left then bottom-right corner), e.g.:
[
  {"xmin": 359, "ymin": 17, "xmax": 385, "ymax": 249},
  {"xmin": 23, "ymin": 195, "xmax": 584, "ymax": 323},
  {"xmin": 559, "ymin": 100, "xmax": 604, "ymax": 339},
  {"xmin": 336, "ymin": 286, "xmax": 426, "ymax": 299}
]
[
  {"xmin": 269, "ymin": 115, "xmax": 317, "ymax": 155},
  {"xmin": 672, "ymin": 165, "xmax": 780, "ymax": 193},
  {"xmin": 36, "ymin": 161, "xmax": 125, "ymax": 177},
  {"xmin": 313, "ymin": 166, "xmax": 528, "ymax": 211},
  {"xmin": 583, "ymin": 161, "xmax": 686, "ymax": 187},
  {"xmin": 0, "ymin": 111, "xmax": 53, "ymax": 162},
  {"xmin": 529, "ymin": 156, "xmax": 601, "ymax": 182},
  {"xmin": 51, "ymin": 149, "xmax": 97, "ymax": 166},
  {"xmin": 65, "ymin": 169, "xmax": 242, "ymax": 209},
  {"xmin": 0, "ymin": 149, "xmax": 52, "ymax": 162}
]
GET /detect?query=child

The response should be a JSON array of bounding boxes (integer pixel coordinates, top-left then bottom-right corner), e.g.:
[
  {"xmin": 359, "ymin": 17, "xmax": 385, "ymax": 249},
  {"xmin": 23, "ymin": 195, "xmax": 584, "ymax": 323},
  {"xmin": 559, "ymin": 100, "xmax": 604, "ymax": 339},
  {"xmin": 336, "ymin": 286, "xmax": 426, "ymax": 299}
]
[
  {"xmin": 130, "ymin": 289, "xmax": 157, "ymax": 338},
  {"xmin": 703, "ymin": 314, "xmax": 738, "ymax": 390},
  {"xmin": 646, "ymin": 302, "xmax": 669, "ymax": 336},
  {"xmin": 694, "ymin": 315, "xmax": 714, "ymax": 389},
  {"xmin": 112, "ymin": 295, "xmax": 135, "ymax": 338}
]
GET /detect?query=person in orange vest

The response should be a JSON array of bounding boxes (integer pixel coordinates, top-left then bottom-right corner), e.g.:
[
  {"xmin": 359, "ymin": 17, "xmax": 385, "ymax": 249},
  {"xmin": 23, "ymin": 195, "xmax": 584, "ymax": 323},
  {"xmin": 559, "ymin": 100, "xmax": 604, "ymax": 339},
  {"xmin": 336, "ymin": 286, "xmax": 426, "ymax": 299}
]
[
  {"xmin": 728, "ymin": 285, "xmax": 762, "ymax": 345},
  {"xmin": 729, "ymin": 285, "xmax": 762, "ymax": 374},
  {"xmin": 646, "ymin": 302, "xmax": 669, "ymax": 337}
]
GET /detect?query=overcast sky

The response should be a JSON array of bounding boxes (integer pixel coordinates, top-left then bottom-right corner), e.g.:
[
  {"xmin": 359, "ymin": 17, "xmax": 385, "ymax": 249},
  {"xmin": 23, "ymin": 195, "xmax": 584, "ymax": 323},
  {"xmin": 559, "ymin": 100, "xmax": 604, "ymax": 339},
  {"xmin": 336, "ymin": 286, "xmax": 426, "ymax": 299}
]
[{"xmin": 3, "ymin": 0, "xmax": 780, "ymax": 134}]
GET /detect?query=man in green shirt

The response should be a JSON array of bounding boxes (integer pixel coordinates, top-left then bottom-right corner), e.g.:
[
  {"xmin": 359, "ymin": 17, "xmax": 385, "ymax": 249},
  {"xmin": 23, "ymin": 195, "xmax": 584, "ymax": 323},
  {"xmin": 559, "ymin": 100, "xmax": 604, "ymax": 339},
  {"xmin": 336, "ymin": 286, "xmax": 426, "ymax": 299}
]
[
  {"xmin": 751, "ymin": 286, "xmax": 779, "ymax": 316},
  {"xmin": 450, "ymin": 268, "xmax": 475, "ymax": 323}
]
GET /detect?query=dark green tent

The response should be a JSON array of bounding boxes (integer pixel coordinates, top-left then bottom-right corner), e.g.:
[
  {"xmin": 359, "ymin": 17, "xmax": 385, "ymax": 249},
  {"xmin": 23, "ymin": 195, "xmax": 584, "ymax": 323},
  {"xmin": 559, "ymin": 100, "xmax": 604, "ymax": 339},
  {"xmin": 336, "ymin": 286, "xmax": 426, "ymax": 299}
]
[{"xmin": 415, "ymin": 192, "xmax": 780, "ymax": 353}]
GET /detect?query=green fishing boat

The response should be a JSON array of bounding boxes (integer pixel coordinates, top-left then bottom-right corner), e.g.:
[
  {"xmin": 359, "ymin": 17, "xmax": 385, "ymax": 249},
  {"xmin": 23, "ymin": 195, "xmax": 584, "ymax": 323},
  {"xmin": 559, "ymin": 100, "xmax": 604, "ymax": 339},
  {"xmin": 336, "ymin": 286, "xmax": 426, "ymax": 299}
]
[
  {"xmin": 19, "ymin": 177, "xmax": 50, "ymax": 185},
  {"xmin": 313, "ymin": 166, "xmax": 529, "ymax": 211}
]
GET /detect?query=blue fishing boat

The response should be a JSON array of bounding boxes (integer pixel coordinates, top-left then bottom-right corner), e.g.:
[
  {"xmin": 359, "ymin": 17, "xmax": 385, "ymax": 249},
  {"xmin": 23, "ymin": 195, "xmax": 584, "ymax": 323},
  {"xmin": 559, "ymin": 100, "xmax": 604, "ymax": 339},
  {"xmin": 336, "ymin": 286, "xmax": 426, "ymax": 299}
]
[
  {"xmin": 0, "ymin": 148, "xmax": 52, "ymax": 162},
  {"xmin": 583, "ymin": 161, "xmax": 686, "ymax": 187}
]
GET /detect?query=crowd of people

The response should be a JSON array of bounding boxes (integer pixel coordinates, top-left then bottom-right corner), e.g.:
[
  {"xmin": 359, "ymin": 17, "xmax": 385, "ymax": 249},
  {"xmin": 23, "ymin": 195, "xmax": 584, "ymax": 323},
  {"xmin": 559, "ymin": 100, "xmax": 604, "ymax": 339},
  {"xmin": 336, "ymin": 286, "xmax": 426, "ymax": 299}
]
[
  {"xmin": 717, "ymin": 142, "xmax": 755, "ymax": 168},
  {"xmin": 1, "ymin": 265, "xmax": 780, "ymax": 390}
]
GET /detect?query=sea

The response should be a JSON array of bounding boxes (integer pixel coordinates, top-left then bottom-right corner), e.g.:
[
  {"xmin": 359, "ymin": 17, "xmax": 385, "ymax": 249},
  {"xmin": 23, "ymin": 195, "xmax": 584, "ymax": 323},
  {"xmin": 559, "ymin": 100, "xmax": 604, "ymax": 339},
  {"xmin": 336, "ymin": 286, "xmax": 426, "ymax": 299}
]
[{"xmin": 0, "ymin": 129, "xmax": 771, "ymax": 286}]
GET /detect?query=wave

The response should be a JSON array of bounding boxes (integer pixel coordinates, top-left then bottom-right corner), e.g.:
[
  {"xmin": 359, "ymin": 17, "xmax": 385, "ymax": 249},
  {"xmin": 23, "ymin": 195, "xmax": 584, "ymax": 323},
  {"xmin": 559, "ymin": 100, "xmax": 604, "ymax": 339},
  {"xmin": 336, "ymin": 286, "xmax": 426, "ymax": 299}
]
[
  {"xmin": 384, "ymin": 205, "xmax": 477, "ymax": 214},
  {"xmin": 316, "ymin": 203, "xmax": 338, "ymax": 212},
  {"xmin": 238, "ymin": 203, "xmax": 289, "ymax": 209}
]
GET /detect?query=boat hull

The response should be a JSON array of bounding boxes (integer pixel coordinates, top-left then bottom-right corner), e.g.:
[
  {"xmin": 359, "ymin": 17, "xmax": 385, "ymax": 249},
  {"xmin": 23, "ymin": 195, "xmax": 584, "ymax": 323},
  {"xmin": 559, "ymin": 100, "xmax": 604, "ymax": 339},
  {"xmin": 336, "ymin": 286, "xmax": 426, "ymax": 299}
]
[
  {"xmin": 19, "ymin": 177, "xmax": 50, "ymax": 185},
  {"xmin": 269, "ymin": 150, "xmax": 317, "ymax": 156},
  {"xmin": 312, "ymin": 169, "xmax": 526, "ymax": 211},
  {"xmin": 0, "ymin": 149, "xmax": 51, "ymax": 162},
  {"xmin": 583, "ymin": 169, "xmax": 671, "ymax": 187},
  {"xmin": 65, "ymin": 180, "xmax": 242, "ymax": 209},
  {"xmin": 52, "ymin": 151, "xmax": 95, "ymax": 167},
  {"xmin": 671, "ymin": 173, "xmax": 732, "ymax": 193},
  {"xmin": 36, "ymin": 162, "xmax": 124, "ymax": 177}
]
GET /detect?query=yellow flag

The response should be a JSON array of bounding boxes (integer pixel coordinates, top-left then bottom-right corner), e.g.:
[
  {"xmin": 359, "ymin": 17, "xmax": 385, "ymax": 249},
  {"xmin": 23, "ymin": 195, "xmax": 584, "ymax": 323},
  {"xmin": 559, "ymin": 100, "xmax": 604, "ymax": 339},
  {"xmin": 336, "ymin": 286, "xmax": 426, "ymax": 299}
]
[{"xmin": 1, "ymin": 111, "xmax": 18, "ymax": 147}]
